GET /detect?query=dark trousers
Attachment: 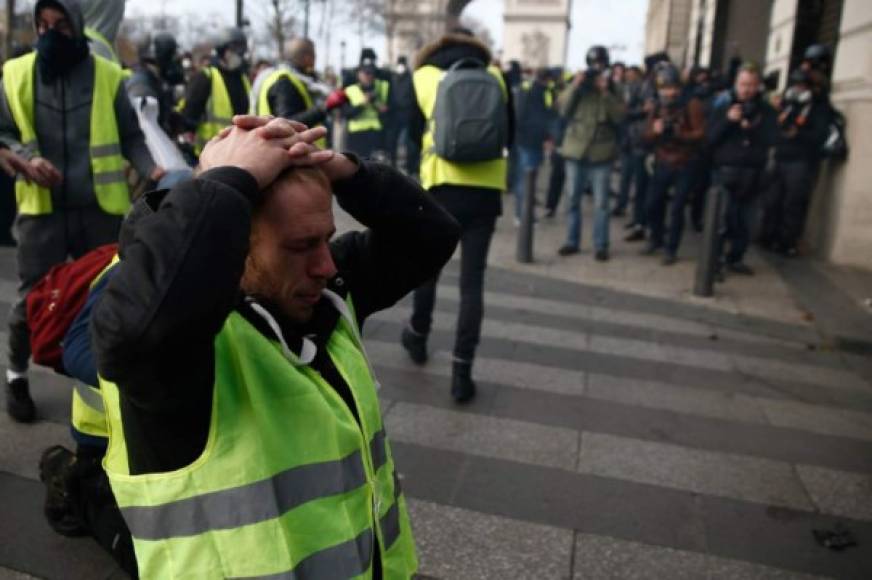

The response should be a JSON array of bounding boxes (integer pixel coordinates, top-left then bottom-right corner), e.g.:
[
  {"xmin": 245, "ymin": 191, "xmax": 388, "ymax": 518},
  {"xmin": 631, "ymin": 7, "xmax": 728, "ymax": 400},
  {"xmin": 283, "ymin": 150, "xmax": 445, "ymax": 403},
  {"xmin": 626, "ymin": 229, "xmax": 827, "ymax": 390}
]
[
  {"xmin": 760, "ymin": 159, "xmax": 818, "ymax": 249},
  {"xmin": 545, "ymin": 150, "xmax": 566, "ymax": 212},
  {"xmin": 346, "ymin": 128, "xmax": 383, "ymax": 159},
  {"xmin": 713, "ymin": 167, "xmax": 761, "ymax": 265},
  {"xmin": 8, "ymin": 208, "xmax": 121, "ymax": 372},
  {"xmin": 411, "ymin": 212, "xmax": 496, "ymax": 363},
  {"xmin": 625, "ymin": 152, "xmax": 649, "ymax": 227},
  {"xmin": 646, "ymin": 161, "xmax": 694, "ymax": 255}
]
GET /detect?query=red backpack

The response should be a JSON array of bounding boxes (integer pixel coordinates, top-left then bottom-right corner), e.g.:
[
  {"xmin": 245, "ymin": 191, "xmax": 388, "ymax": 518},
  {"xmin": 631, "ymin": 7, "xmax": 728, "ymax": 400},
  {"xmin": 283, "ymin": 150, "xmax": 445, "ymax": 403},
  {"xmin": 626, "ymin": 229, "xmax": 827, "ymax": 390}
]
[{"xmin": 26, "ymin": 243, "xmax": 118, "ymax": 373}]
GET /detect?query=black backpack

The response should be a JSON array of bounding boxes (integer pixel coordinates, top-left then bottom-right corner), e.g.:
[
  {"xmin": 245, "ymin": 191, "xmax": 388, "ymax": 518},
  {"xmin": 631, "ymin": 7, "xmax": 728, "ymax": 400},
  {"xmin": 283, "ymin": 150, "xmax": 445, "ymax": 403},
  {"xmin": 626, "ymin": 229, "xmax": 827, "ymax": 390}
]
[{"xmin": 432, "ymin": 58, "xmax": 508, "ymax": 162}]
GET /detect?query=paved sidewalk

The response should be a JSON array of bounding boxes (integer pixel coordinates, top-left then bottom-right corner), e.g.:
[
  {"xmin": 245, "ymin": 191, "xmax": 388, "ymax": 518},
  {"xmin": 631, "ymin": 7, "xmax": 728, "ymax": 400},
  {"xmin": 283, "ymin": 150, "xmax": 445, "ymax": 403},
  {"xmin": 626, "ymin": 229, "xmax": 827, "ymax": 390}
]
[{"xmin": 0, "ymin": 180, "xmax": 871, "ymax": 578}]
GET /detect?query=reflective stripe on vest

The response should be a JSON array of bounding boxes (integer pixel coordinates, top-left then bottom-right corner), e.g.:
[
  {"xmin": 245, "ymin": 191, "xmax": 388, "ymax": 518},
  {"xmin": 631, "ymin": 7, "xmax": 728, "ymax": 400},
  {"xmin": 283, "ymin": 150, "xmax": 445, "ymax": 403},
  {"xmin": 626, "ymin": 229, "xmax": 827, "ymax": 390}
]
[
  {"xmin": 256, "ymin": 69, "xmax": 327, "ymax": 149},
  {"xmin": 1, "ymin": 53, "xmax": 130, "ymax": 215},
  {"xmin": 69, "ymin": 254, "xmax": 119, "ymax": 440},
  {"xmin": 100, "ymin": 293, "xmax": 417, "ymax": 579},
  {"xmin": 195, "ymin": 67, "xmax": 250, "ymax": 154},
  {"xmin": 85, "ymin": 27, "xmax": 119, "ymax": 64},
  {"xmin": 413, "ymin": 64, "xmax": 508, "ymax": 191},
  {"xmin": 345, "ymin": 80, "xmax": 388, "ymax": 133}
]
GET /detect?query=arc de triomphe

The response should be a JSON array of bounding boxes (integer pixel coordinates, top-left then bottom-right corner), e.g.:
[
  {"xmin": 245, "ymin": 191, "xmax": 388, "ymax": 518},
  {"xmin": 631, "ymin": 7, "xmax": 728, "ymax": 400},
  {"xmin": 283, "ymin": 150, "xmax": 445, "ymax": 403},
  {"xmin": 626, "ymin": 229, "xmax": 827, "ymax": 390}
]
[{"xmin": 387, "ymin": 0, "xmax": 571, "ymax": 67}]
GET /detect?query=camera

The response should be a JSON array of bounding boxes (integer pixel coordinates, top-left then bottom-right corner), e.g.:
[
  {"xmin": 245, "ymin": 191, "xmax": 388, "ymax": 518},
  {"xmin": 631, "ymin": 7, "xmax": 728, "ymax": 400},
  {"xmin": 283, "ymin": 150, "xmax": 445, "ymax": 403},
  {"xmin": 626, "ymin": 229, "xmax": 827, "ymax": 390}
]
[{"xmin": 740, "ymin": 100, "xmax": 758, "ymax": 122}]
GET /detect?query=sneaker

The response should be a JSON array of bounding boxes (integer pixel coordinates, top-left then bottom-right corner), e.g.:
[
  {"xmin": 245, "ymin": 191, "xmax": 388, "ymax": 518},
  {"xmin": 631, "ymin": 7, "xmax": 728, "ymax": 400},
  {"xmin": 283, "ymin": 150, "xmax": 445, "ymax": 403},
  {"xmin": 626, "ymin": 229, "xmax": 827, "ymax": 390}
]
[
  {"xmin": 6, "ymin": 376, "xmax": 35, "ymax": 423},
  {"xmin": 611, "ymin": 207, "xmax": 626, "ymax": 218},
  {"xmin": 640, "ymin": 243, "xmax": 661, "ymax": 256},
  {"xmin": 39, "ymin": 446, "xmax": 87, "ymax": 537},
  {"xmin": 557, "ymin": 245, "xmax": 580, "ymax": 256},
  {"xmin": 726, "ymin": 262, "xmax": 754, "ymax": 275},
  {"xmin": 543, "ymin": 208, "xmax": 556, "ymax": 219},
  {"xmin": 594, "ymin": 249, "xmax": 609, "ymax": 262},
  {"xmin": 400, "ymin": 326, "xmax": 428, "ymax": 365},
  {"xmin": 662, "ymin": 253, "xmax": 678, "ymax": 266},
  {"xmin": 625, "ymin": 228, "xmax": 645, "ymax": 242}
]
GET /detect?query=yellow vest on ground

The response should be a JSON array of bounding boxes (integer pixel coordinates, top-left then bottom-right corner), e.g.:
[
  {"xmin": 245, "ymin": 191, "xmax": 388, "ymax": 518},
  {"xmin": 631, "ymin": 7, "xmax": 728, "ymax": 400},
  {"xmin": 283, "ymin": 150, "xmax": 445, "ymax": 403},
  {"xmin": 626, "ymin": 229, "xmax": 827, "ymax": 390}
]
[
  {"xmin": 100, "ymin": 292, "xmax": 418, "ymax": 579},
  {"xmin": 256, "ymin": 68, "xmax": 327, "ymax": 148},
  {"xmin": 195, "ymin": 67, "xmax": 250, "ymax": 155},
  {"xmin": 345, "ymin": 80, "xmax": 389, "ymax": 133},
  {"xmin": 2, "ymin": 53, "xmax": 130, "ymax": 216},
  {"xmin": 70, "ymin": 254, "xmax": 120, "ymax": 441},
  {"xmin": 413, "ymin": 64, "xmax": 508, "ymax": 191}
]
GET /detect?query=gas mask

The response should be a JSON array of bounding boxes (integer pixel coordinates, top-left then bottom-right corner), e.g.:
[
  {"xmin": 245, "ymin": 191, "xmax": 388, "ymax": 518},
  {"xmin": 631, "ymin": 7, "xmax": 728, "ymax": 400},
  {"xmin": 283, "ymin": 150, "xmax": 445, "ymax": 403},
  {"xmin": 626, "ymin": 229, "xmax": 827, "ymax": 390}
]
[{"xmin": 222, "ymin": 49, "xmax": 245, "ymax": 72}]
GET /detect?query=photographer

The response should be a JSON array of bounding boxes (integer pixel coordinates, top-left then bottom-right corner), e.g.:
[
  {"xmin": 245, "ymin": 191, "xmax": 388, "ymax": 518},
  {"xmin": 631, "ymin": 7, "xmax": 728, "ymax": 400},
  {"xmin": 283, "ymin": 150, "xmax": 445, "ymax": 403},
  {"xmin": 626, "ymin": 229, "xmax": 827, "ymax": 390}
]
[
  {"xmin": 707, "ymin": 63, "xmax": 777, "ymax": 275},
  {"xmin": 556, "ymin": 45, "xmax": 626, "ymax": 261},
  {"xmin": 760, "ymin": 69, "xmax": 829, "ymax": 256},
  {"xmin": 641, "ymin": 65, "xmax": 705, "ymax": 265}
]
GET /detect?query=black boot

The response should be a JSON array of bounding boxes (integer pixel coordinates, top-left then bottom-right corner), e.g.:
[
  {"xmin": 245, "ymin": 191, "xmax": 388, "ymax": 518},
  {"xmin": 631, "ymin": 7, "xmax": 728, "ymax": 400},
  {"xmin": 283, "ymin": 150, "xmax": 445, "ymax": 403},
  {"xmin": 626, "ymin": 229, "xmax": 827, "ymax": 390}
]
[
  {"xmin": 39, "ymin": 446, "xmax": 88, "ymax": 537},
  {"xmin": 400, "ymin": 325, "xmax": 428, "ymax": 365},
  {"xmin": 451, "ymin": 361, "xmax": 476, "ymax": 403},
  {"xmin": 6, "ymin": 376, "xmax": 35, "ymax": 423}
]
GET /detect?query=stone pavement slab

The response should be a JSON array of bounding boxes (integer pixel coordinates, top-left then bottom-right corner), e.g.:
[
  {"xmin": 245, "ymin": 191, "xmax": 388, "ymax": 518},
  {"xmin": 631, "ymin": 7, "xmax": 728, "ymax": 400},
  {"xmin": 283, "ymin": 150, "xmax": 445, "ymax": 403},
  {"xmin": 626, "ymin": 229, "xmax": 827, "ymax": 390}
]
[
  {"xmin": 572, "ymin": 533, "xmax": 832, "ymax": 580},
  {"xmin": 408, "ymin": 498, "xmax": 573, "ymax": 580},
  {"xmin": 796, "ymin": 465, "xmax": 872, "ymax": 521}
]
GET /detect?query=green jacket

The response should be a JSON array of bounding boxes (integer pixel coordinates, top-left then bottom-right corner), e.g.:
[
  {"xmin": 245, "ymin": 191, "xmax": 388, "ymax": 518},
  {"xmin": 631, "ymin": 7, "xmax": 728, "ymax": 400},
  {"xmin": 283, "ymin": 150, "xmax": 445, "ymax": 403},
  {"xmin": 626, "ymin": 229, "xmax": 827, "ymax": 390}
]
[{"xmin": 558, "ymin": 87, "xmax": 626, "ymax": 163}]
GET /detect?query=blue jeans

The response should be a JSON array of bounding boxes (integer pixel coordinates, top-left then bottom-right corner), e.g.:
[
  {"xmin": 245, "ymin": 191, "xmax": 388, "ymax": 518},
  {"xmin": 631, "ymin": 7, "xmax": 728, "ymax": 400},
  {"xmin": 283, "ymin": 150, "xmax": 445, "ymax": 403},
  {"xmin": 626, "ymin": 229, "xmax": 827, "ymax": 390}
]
[
  {"xmin": 513, "ymin": 146, "xmax": 544, "ymax": 218},
  {"xmin": 646, "ymin": 161, "xmax": 694, "ymax": 255},
  {"xmin": 564, "ymin": 159, "xmax": 612, "ymax": 251}
]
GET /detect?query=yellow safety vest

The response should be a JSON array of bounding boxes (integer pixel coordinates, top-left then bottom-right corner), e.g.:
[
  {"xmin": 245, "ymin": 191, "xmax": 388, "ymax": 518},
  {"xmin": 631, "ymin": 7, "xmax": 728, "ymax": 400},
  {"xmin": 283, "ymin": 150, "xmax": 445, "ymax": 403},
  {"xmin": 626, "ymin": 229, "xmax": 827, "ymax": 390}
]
[
  {"xmin": 413, "ymin": 64, "xmax": 508, "ymax": 191},
  {"xmin": 522, "ymin": 80, "xmax": 554, "ymax": 109},
  {"xmin": 195, "ymin": 67, "xmax": 250, "ymax": 155},
  {"xmin": 100, "ymin": 292, "xmax": 418, "ymax": 579},
  {"xmin": 345, "ymin": 80, "xmax": 389, "ymax": 133},
  {"xmin": 70, "ymin": 254, "xmax": 120, "ymax": 441},
  {"xmin": 2, "ymin": 52, "xmax": 130, "ymax": 216},
  {"xmin": 84, "ymin": 27, "xmax": 119, "ymax": 65},
  {"xmin": 256, "ymin": 68, "xmax": 327, "ymax": 149}
]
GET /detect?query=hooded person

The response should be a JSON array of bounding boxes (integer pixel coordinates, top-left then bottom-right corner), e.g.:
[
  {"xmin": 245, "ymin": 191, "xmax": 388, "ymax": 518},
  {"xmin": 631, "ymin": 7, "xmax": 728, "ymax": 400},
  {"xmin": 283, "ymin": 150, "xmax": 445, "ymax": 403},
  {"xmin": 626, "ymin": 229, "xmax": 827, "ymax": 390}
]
[
  {"xmin": 0, "ymin": 0, "xmax": 163, "ymax": 423},
  {"xmin": 81, "ymin": 0, "xmax": 125, "ymax": 64},
  {"xmin": 400, "ymin": 29, "xmax": 515, "ymax": 402}
]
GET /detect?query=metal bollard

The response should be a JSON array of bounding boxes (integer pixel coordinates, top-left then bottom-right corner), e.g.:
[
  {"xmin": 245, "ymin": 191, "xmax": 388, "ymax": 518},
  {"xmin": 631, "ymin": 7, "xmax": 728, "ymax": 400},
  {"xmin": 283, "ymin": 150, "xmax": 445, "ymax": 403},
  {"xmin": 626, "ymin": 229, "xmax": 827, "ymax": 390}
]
[
  {"xmin": 516, "ymin": 168, "xmax": 538, "ymax": 263},
  {"xmin": 693, "ymin": 184, "xmax": 725, "ymax": 297}
]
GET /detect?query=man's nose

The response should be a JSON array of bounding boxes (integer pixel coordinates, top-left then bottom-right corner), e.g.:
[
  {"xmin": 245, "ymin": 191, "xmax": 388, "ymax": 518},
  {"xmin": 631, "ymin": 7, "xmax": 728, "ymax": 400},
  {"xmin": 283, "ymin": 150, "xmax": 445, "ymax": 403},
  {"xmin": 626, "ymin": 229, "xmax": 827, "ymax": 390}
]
[{"xmin": 309, "ymin": 242, "xmax": 337, "ymax": 280}]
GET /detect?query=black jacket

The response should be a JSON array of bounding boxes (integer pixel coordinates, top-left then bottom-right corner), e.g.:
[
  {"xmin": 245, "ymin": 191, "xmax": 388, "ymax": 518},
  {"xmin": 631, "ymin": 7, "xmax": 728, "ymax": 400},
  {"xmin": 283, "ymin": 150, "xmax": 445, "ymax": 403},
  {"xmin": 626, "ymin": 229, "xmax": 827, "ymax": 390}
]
[
  {"xmin": 181, "ymin": 65, "xmax": 249, "ymax": 132},
  {"xmin": 707, "ymin": 92, "xmax": 777, "ymax": 168},
  {"xmin": 409, "ymin": 33, "xmax": 514, "ymax": 217},
  {"xmin": 265, "ymin": 73, "xmax": 327, "ymax": 128},
  {"xmin": 92, "ymin": 159, "xmax": 460, "ymax": 475},
  {"xmin": 774, "ymin": 97, "xmax": 829, "ymax": 163}
]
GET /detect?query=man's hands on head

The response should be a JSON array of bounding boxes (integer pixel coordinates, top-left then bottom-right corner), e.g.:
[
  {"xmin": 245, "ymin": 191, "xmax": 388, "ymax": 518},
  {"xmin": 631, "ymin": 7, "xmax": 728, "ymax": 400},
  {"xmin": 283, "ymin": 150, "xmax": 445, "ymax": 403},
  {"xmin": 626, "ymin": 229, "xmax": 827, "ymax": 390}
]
[{"xmin": 198, "ymin": 115, "xmax": 358, "ymax": 189}]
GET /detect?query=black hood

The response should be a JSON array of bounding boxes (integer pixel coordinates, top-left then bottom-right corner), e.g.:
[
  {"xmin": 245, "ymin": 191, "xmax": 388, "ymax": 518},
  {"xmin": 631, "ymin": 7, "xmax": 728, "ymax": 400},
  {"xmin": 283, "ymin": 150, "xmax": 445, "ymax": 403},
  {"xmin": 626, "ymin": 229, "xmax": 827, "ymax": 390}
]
[{"xmin": 34, "ymin": 0, "xmax": 86, "ymax": 39}]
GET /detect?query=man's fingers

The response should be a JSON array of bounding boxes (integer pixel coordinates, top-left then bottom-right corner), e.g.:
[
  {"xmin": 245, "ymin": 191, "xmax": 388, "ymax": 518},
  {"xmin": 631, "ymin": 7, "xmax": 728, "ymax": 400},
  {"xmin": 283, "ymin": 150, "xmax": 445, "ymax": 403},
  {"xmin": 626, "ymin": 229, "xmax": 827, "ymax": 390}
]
[
  {"xmin": 297, "ymin": 126, "xmax": 327, "ymax": 144},
  {"xmin": 287, "ymin": 149, "xmax": 335, "ymax": 167},
  {"xmin": 232, "ymin": 115, "xmax": 273, "ymax": 130}
]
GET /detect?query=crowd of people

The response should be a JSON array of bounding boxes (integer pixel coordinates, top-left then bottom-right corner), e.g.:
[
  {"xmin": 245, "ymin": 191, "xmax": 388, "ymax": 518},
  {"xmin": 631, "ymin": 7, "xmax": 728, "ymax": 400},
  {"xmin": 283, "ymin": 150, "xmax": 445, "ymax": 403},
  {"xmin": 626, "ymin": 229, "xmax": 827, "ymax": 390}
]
[{"xmin": 0, "ymin": 1, "xmax": 846, "ymax": 577}]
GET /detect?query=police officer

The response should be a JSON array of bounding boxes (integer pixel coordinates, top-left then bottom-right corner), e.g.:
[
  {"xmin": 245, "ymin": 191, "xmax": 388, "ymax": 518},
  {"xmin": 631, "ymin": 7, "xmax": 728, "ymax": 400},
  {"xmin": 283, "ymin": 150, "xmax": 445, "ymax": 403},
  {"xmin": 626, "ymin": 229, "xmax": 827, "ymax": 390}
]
[
  {"xmin": 0, "ymin": 0, "xmax": 161, "ymax": 422},
  {"xmin": 181, "ymin": 27, "xmax": 250, "ymax": 156},
  {"xmin": 128, "ymin": 31, "xmax": 185, "ymax": 135}
]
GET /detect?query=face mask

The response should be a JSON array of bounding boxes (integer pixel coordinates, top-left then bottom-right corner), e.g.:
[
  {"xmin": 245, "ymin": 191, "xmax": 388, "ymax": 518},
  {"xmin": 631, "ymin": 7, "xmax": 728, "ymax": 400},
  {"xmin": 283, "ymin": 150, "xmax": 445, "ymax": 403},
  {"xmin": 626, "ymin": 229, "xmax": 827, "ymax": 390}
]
[
  {"xmin": 36, "ymin": 28, "xmax": 87, "ymax": 74},
  {"xmin": 223, "ymin": 50, "xmax": 244, "ymax": 72}
]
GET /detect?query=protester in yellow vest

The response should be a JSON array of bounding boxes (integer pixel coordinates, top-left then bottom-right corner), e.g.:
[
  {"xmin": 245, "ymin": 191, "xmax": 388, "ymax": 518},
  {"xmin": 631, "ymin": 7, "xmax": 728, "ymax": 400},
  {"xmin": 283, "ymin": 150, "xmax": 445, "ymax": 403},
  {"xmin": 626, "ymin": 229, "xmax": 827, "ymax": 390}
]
[
  {"xmin": 180, "ymin": 27, "xmax": 251, "ymax": 155},
  {"xmin": 251, "ymin": 37, "xmax": 347, "ymax": 149},
  {"xmin": 401, "ymin": 28, "xmax": 513, "ymax": 403},
  {"xmin": 80, "ymin": 115, "xmax": 459, "ymax": 578},
  {"xmin": 0, "ymin": 0, "xmax": 161, "ymax": 423},
  {"xmin": 343, "ymin": 61, "xmax": 390, "ymax": 158}
]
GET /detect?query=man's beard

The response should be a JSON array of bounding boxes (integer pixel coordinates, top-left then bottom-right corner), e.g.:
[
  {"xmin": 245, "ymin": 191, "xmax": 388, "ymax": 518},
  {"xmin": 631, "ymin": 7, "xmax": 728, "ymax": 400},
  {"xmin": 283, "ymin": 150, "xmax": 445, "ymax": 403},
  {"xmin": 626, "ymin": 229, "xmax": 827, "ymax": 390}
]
[{"xmin": 242, "ymin": 252, "xmax": 323, "ymax": 324}]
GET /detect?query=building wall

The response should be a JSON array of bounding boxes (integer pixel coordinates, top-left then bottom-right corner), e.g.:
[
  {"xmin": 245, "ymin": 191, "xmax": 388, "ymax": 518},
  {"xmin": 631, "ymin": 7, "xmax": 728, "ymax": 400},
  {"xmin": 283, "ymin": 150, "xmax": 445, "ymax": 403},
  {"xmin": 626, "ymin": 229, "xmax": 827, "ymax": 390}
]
[
  {"xmin": 685, "ymin": 0, "xmax": 720, "ymax": 68},
  {"xmin": 501, "ymin": 0, "xmax": 571, "ymax": 67},
  {"xmin": 646, "ymin": 0, "xmax": 693, "ymax": 65},
  {"xmin": 810, "ymin": 0, "xmax": 872, "ymax": 268}
]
